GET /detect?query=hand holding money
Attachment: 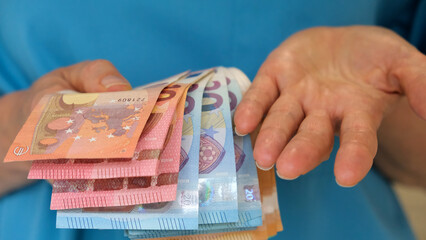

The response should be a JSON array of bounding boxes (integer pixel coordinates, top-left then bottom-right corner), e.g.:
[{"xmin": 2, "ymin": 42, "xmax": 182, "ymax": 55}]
[
  {"xmin": 4, "ymin": 67, "xmax": 282, "ymax": 240},
  {"xmin": 0, "ymin": 60, "xmax": 131, "ymax": 195}
]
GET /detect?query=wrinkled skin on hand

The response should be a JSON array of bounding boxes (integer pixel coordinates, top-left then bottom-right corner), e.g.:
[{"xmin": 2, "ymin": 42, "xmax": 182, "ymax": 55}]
[{"xmin": 235, "ymin": 26, "xmax": 426, "ymax": 187}]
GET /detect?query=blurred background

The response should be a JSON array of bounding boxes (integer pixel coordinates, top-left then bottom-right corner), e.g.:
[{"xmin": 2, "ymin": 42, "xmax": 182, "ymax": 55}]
[
  {"xmin": 0, "ymin": 1, "xmax": 425, "ymax": 239},
  {"xmin": 394, "ymin": 184, "xmax": 426, "ymax": 239}
]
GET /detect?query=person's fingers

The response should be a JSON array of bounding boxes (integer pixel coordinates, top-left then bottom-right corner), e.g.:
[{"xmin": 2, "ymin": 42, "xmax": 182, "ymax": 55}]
[
  {"xmin": 334, "ymin": 111, "xmax": 379, "ymax": 187},
  {"xmin": 234, "ymin": 71, "xmax": 279, "ymax": 136},
  {"xmin": 253, "ymin": 95, "xmax": 304, "ymax": 170},
  {"xmin": 393, "ymin": 50, "xmax": 426, "ymax": 119},
  {"xmin": 61, "ymin": 59, "xmax": 132, "ymax": 93},
  {"xmin": 275, "ymin": 111, "xmax": 334, "ymax": 180},
  {"xmin": 28, "ymin": 60, "xmax": 132, "ymax": 111}
]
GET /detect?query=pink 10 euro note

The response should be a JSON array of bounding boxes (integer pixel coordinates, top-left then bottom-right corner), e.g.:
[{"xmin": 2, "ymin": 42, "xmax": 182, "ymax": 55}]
[
  {"xmin": 50, "ymin": 91, "xmax": 190, "ymax": 210},
  {"xmin": 50, "ymin": 173, "xmax": 179, "ymax": 210},
  {"xmin": 157, "ymin": 88, "xmax": 188, "ymax": 174}
]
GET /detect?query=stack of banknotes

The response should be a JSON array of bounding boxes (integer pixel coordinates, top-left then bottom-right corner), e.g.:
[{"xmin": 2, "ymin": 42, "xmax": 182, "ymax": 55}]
[{"xmin": 5, "ymin": 67, "xmax": 282, "ymax": 240}]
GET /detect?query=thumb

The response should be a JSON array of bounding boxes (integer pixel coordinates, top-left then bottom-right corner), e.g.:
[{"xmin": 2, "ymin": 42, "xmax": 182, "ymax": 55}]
[
  {"xmin": 62, "ymin": 59, "xmax": 132, "ymax": 92},
  {"xmin": 393, "ymin": 50, "xmax": 426, "ymax": 120}
]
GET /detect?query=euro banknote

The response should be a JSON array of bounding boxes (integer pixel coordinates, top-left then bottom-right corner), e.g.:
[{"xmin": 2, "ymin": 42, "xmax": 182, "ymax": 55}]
[
  {"xmin": 28, "ymin": 71, "xmax": 210, "ymax": 179},
  {"xmin": 126, "ymin": 67, "xmax": 262, "ymax": 239},
  {"xmin": 198, "ymin": 68, "xmax": 238, "ymax": 224},
  {"xmin": 2, "ymin": 67, "xmax": 283, "ymax": 240},
  {"xmin": 127, "ymin": 170, "xmax": 281, "ymax": 240},
  {"xmin": 56, "ymin": 73, "xmax": 211, "ymax": 229},
  {"xmin": 5, "ymin": 72, "xmax": 186, "ymax": 162}
]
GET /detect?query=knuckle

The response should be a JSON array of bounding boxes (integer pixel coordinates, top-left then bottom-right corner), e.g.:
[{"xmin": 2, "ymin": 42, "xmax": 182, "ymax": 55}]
[
  {"xmin": 51, "ymin": 67, "xmax": 68, "ymax": 77},
  {"xmin": 294, "ymin": 135, "xmax": 323, "ymax": 157},
  {"xmin": 345, "ymin": 142, "xmax": 373, "ymax": 158},
  {"xmin": 242, "ymin": 96, "xmax": 266, "ymax": 112},
  {"xmin": 344, "ymin": 122, "xmax": 376, "ymax": 137},
  {"xmin": 81, "ymin": 59, "xmax": 114, "ymax": 78},
  {"xmin": 36, "ymin": 67, "xmax": 68, "ymax": 84},
  {"xmin": 90, "ymin": 59, "xmax": 113, "ymax": 68},
  {"xmin": 260, "ymin": 126, "xmax": 291, "ymax": 143},
  {"xmin": 343, "ymin": 139, "xmax": 376, "ymax": 158},
  {"xmin": 269, "ymin": 102, "xmax": 303, "ymax": 122},
  {"xmin": 259, "ymin": 58, "xmax": 289, "ymax": 82},
  {"xmin": 268, "ymin": 46, "xmax": 296, "ymax": 64},
  {"xmin": 267, "ymin": 110, "xmax": 298, "ymax": 129},
  {"xmin": 299, "ymin": 119, "xmax": 330, "ymax": 136}
]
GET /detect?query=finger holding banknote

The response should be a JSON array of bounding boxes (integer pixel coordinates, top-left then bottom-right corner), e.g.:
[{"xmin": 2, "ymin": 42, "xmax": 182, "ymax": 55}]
[
  {"xmin": 2, "ymin": 59, "xmax": 131, "ymax": 153},
  {"xmin": 0, "ymin": 59, "xmax": 131, "ymax": 193},
  {"xmin": 27, "ymin": 59, "xmax": 131, "ymax": 111}
]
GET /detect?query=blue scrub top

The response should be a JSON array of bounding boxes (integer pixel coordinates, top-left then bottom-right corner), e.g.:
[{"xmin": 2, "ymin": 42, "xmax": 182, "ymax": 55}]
[{"xmin": 0, "ymin": 1, "xmax": 421, "ymax": 239}]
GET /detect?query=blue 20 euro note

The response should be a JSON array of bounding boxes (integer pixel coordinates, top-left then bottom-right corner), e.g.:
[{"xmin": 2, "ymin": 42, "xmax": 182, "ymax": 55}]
[{"xmin": 126, "ymin": 68, "xmax": 262, "ymax": 239}]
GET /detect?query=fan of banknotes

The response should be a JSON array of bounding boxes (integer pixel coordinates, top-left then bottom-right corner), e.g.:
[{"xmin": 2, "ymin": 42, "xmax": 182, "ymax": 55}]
[{"xmin": 5, "ymin": 67, "xmax": 282, "ymax": 240}]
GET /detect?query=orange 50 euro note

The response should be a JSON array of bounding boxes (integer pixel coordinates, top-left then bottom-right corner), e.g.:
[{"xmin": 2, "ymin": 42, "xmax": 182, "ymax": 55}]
[
  {"xmin": 27, "ymin": 71, "xmax": 209, "ymax": 179},
  {"xmin": 4, "ymin": 72, "xmax": 186, "ymax": 162}
]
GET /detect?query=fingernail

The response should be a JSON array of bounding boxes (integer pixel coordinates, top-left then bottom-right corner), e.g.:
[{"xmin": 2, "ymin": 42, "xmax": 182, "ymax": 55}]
[
  {"xmin": 335, "ymin": 179, "xmax": 355, "ymax": 188},
  {"xmin": 101, "ymin": 75, "xmax": 131, "ymax": 91},
  {"xmin": 235, "ymin": 127, "xmax": 247, "ymax": 137},
  {"xmin": 276, "ymin": 170, "xmax": 299, "ymax": 180},
  {"xmin": 255, "ymin": 161, "xmax": 274, "ymax": 171}
]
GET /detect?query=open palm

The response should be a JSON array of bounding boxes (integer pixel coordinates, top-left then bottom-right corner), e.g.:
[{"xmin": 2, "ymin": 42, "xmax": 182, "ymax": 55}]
[{"xmin": 235, "ymin": 26, "xmax": 426, "ymax": 187}]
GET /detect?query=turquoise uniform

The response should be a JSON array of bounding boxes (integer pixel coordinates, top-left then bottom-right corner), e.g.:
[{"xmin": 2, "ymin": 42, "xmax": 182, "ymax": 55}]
[{"xmin": 0, "ymin": 1, "xmax": 421, "ymax": 239}]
